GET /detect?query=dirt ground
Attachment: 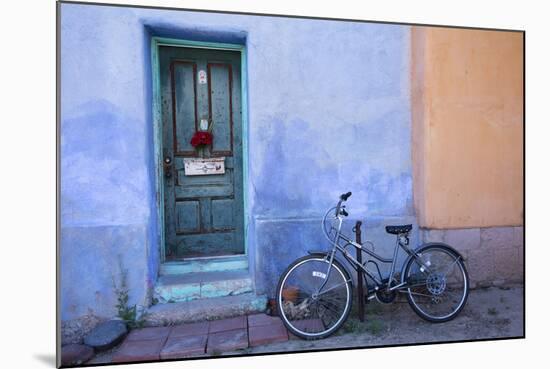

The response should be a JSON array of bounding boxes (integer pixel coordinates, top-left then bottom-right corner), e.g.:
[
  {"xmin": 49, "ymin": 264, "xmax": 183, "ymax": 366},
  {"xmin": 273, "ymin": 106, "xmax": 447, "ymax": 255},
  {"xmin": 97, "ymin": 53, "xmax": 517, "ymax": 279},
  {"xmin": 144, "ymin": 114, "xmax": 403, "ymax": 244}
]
[{"xmin": 227, "ymin": 284, "xmax": 524, "ymax": 355}]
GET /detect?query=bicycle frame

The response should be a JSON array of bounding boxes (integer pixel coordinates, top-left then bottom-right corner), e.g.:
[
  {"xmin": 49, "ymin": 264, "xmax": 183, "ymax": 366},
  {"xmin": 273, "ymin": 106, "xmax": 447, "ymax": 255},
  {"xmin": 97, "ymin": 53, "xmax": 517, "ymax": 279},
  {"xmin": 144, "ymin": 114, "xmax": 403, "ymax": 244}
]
[{"xmin": 319, "ymin": 212, "xmax": 432, "ymax": 295}]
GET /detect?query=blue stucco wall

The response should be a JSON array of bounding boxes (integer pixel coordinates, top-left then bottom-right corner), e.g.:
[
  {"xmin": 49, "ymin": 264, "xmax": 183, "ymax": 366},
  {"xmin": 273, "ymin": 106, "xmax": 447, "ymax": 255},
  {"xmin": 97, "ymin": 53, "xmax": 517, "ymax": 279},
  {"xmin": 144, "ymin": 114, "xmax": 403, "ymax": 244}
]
[{"xmin": 60, "ymin": 3, "xmax": 414, "ymax": 320}]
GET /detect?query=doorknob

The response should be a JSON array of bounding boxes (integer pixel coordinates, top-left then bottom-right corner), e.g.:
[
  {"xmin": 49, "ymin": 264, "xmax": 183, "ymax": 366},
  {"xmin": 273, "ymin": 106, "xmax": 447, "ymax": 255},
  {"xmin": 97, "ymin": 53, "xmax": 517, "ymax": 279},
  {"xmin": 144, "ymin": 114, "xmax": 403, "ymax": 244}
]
[{"xmin": 163, "ymin": 156, "xmax": 172, "ymax": 178}]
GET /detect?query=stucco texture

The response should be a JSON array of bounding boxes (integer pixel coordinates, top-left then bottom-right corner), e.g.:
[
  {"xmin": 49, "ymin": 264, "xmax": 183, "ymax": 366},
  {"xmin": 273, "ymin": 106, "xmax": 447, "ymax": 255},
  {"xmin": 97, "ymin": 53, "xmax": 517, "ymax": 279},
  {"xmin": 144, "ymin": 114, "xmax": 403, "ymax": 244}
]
[
  {"xmin": 60, "ymin": 3, "xmax": 414, "ymax": 320},
  {"xmin": 411, "ymin": 27, "xmax": 524, "ymax": 229}
]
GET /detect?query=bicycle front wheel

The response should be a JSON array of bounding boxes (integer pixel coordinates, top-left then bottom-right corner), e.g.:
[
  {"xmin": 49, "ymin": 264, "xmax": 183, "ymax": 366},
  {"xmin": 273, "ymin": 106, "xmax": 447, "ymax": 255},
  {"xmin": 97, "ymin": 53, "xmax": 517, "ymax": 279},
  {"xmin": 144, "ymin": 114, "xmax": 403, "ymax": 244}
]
[
  {"xmin": 404, "ymin": 245, "xmax": 469, "ymax": 322},
  {"xmin": 276, "ymin": 255, "xmax": 352, "ymax": 340}
]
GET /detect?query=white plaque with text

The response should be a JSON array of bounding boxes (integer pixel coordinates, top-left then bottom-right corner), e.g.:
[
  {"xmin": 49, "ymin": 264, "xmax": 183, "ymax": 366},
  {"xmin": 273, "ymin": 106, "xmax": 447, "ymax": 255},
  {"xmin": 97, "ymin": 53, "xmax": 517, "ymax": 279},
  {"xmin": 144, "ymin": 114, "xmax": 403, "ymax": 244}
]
[{"xmin": 184, "ymin": 157, "xmax": 225, "ymax": 176}]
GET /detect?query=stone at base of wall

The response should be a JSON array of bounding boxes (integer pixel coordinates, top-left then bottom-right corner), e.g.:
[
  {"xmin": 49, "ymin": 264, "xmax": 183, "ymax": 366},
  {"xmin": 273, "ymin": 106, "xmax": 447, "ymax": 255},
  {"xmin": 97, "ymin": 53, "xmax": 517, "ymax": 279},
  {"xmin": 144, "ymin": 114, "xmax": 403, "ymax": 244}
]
[
  {"xmin": 420, "ymin": 226, "xmax": 524, "ymax": 289},
  {"xmin": 61, "ymin": 313, "xmax": 105, "ymax": 346}
]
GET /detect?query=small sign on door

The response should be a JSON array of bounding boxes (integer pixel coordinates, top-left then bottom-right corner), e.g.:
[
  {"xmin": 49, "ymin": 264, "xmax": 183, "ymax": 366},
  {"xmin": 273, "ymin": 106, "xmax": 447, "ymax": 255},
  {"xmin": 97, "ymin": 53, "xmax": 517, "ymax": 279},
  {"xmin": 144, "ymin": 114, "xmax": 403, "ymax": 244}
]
[
  {"xmin": 184, "ymin": 157, "xmax": 225, "ymax": 176},
  {"xmin": 198, "ymin": 70, "xmax": 207, "ymax": 84}
]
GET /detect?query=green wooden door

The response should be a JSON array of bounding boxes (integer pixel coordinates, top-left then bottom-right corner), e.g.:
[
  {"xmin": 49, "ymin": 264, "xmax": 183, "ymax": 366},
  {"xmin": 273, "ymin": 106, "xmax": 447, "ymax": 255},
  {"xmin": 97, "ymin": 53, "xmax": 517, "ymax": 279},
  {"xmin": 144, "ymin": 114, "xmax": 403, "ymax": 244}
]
[{"xmin": 159, "ymin": 46, "xmax": 244, "ymax": 259}]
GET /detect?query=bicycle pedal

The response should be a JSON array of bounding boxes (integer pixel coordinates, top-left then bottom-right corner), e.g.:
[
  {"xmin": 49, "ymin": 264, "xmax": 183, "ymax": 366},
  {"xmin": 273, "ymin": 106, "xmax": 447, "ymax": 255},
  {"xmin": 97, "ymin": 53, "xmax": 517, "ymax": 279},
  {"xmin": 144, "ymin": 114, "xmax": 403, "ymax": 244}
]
[{"xmin": 364, "ymin": 294, "xmax": 376, "ymax": 304}]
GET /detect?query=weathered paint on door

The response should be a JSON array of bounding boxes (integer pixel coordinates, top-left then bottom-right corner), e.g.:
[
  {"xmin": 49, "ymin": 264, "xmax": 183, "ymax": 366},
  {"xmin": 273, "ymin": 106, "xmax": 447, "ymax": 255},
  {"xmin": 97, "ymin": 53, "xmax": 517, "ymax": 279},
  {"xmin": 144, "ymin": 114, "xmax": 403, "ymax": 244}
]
[{"xmin": 159, "ymin": 46, "xmax": 244, "ymax": 259}]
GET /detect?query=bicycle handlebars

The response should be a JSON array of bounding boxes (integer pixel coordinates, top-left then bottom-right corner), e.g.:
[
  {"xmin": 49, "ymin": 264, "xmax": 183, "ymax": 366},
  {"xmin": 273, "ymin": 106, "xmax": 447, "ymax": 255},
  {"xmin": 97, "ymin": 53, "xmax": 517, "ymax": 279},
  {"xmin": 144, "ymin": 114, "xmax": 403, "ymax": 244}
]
[
  {"xmin": 340, "ymin": 192, "xmax": 352, "ymax": 201},
  {"xmin": 335, "ymin": 191, "xmax": 352, "ymax": 217},
  {"xmin": 323, "ymin": 191, "xmax": 352, "ymax": 243}
]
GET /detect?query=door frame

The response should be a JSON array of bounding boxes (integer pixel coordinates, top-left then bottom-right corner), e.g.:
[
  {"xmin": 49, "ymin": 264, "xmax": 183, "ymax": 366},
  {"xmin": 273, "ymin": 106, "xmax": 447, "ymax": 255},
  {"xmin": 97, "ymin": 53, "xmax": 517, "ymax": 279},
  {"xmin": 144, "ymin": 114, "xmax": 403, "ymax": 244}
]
[{"xmin": 151, "ymin": 36, "xmax": 249, "ymax": 263}]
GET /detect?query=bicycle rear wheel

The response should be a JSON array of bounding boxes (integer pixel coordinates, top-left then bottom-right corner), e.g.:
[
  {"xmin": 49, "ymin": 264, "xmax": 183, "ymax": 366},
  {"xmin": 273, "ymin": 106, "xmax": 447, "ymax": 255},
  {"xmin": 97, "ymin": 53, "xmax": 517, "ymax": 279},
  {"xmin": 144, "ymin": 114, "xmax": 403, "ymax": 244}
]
[
  {"xmin": 404, "ymin": 245, "xmax": 469, "ymax": 322},
  {"xmin": 276, "ymin": 255, "xmax": 352, "ymax": 340}
]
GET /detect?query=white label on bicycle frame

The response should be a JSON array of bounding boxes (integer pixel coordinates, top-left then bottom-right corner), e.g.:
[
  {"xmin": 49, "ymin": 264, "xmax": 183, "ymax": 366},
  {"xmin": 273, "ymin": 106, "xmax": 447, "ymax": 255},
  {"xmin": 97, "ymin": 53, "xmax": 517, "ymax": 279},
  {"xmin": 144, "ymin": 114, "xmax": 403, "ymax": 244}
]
[{"xmin": 312, "ymin": 271, "xmax": 327, "ymax": 279}]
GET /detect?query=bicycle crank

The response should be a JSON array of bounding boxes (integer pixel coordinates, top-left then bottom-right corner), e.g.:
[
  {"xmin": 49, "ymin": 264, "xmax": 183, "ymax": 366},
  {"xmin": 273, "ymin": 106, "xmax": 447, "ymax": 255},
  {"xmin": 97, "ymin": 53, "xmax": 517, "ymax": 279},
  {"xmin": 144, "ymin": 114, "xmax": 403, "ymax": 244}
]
[{"xmin": 375, "ymin": 289, "xmax": 397, "ymax": 304}]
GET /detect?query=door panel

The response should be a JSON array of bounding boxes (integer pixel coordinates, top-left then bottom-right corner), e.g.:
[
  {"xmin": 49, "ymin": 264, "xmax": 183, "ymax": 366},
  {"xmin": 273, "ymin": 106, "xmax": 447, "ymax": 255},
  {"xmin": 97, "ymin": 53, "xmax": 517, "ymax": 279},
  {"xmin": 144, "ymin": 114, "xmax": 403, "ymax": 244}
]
[
  {"xmin": 172, "ymin": 61, "xmax": 198, "ymax": 156},
  {"xmin": 208, "ymin": 63, "xmax": 233, "ymax": 155},
  {"xmin": 175, "ymin": 201, "xmax": 200, "ymax": 233},
  {"xmin": 160, "ymin": 46, "xmax": 244, "ymax": 259}
]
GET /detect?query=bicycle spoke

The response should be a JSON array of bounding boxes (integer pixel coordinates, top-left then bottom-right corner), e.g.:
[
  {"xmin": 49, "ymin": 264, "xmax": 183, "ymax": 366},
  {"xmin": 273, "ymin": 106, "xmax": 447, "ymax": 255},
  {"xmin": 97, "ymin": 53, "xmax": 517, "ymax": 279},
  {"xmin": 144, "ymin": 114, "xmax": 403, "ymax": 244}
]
[
  {"xmin": 316, "ymin": 280, "xmax": 352, "ymax": 296},
  {"xmin": 441, "ymin": 256, "xmax": 461, "ymax": 277},
  {"xmin": 405, "ymin": 281, "xmax": 428, "ymax": 288},
  {"xmin": 317, "ymin": 302, "xmax": 341, "ymax": 322}
]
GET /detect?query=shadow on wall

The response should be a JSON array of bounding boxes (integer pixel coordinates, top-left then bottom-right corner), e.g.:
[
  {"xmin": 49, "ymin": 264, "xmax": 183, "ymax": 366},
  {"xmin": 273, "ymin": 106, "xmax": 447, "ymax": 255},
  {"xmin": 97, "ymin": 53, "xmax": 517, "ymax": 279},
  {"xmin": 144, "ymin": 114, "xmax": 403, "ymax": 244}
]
[
  {"xmin": 143, "ymin": 22, "xmax": 247, "ymax": 45},
  {"xmin": 253, "ymin": 116, "xmax": 414, "ymax": 217},
  {"xmin": 61, "ymin": 100, "xmax": 151, "ymax": 226}
]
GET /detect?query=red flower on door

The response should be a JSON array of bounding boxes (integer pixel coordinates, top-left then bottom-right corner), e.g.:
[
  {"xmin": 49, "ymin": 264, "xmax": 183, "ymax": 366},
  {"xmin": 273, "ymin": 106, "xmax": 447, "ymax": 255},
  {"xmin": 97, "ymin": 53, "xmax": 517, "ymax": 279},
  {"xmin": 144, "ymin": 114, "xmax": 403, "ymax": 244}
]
[{"xmin": 190, "ymin": 131, "xmax": 213, "ymax": 147}]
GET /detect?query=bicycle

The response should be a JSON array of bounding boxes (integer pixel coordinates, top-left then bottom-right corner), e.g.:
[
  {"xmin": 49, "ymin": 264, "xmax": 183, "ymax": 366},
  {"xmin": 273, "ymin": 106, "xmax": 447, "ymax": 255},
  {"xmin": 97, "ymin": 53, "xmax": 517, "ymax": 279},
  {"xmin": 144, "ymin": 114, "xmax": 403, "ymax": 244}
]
[{"xmin": 276, "ymin": 192, "xmax": 470, "ymax": 340}]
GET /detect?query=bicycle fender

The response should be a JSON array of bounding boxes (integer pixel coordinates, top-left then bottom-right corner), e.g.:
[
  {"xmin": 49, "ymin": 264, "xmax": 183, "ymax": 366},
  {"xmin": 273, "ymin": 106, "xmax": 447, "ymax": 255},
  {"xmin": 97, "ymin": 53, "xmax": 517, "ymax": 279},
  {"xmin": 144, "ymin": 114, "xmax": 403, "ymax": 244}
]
[
  {"xmin": 307, "ymin": 250, "xmax": 330, "ymax": 258},
  {"xmin": 399, "ymin": 242, "xmax": 466, "ymax": 284}
]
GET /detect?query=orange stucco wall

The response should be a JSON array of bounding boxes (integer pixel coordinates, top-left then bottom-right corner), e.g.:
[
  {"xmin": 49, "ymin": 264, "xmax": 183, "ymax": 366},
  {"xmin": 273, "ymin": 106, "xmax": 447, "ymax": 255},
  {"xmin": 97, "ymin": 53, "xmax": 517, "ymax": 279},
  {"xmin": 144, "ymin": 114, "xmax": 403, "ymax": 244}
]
[{"xmin": 411, "ymin": 27, "xmax": 524, "ymax": 229}]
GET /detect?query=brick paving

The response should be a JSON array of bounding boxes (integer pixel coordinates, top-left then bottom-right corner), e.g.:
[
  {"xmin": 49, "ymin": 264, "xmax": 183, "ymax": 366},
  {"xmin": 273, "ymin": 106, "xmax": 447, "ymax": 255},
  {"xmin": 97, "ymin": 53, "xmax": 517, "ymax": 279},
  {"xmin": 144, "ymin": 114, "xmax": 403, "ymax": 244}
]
[
  {"xmin": 209, "ymin": 315, "xmax": 247, "ymax": 333},
  {"xmin": 288, "ymin": 318, "xmax": 325, "ymax": 340},
  {"xmin": 126, "ymin": 326, "xmax": 171, "ymax": 341},
  {"xmin": 207, "ymin": 329, "xmax": 248, "ymax": 354},
  {"xmin": 112, "ymin": 338, "xmax": 165, "ymax": 363},
  {"xmin": 161, "ymin": 335, "xmax": 207, "ymax": 359},
  {"xmin": 249, "ymin": 320, "xmax": 288, "ymax": 347},
  {"xmin": 170, "ymin": 321, "xmax": 209, "ymax": 338},
  {"xmin": 107, "ymin": 313, "xmax": 293, "ymax": 362},
  {"xmin": 248, "ymin": 313, "xmax": 289, "ymax": 346}
]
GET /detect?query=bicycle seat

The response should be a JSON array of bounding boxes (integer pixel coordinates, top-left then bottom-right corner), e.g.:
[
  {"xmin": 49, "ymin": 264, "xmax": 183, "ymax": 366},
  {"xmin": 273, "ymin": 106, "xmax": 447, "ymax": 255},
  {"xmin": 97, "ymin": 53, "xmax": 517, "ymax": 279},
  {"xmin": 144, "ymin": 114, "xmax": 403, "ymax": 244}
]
[{"xmin": 385, "ymin": 224, "xmax": 412, "ymax": 235}]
